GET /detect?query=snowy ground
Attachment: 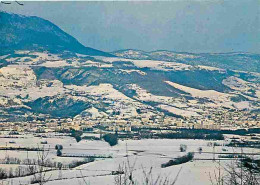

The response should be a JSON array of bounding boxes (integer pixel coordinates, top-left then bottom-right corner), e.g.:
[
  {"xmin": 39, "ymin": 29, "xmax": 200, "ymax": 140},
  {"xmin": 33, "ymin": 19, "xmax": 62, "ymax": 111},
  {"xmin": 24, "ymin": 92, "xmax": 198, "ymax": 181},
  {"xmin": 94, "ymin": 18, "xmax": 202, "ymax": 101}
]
[{"xmin": 0, "ymin": 133, "xmax": 259, "ymax": 185}]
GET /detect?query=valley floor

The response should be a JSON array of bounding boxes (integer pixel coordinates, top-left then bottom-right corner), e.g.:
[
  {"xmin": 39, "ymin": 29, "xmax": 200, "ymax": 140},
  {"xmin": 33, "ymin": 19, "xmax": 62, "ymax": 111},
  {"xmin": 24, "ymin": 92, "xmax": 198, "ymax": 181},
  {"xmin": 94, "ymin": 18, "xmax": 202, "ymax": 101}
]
[{"xmin": 0, "ymin": 133, "xmax": 259, "ymax": 185}]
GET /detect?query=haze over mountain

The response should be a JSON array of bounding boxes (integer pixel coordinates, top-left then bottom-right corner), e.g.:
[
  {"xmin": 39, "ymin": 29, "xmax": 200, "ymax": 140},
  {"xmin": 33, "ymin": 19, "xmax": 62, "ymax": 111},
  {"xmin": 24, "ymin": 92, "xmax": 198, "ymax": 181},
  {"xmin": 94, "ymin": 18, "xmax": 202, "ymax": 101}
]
[
  {"xmin": 0, "ymin": 12, "xmax": 113, "ymax": 57},
  {"xmin": 0, "ymin": 12, "xmax": 259, "ymax": 123},
  {"xmin": 2, "ymin": 1, "xmax": 259, "ymax": 53}
]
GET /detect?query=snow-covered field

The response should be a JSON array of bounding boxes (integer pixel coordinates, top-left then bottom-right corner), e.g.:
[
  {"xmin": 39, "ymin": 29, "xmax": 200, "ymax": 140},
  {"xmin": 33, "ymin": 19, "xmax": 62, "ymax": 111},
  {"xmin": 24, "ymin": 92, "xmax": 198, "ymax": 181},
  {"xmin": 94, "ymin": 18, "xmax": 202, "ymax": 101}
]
[
  {"xmin": 66, "ymin": 83, "xmax": 151, "ymax": 118},
  {"xmin": 1, "ymin": 133, "xmax": 259, "ymax": 185},
  {"xmin": 0, "ymin": 51, "xmax": 258, "ymax": 113},
  {"xmin": 165, "ymin": 81, "xmax": 230, "ymax": 101},
  {"xmin": 158, "ymin": 104, "xmax": 201, "ymax": 117},
  {"xmin": 96, "ymin": 56, "xmax": 192, "ymax": 71}
]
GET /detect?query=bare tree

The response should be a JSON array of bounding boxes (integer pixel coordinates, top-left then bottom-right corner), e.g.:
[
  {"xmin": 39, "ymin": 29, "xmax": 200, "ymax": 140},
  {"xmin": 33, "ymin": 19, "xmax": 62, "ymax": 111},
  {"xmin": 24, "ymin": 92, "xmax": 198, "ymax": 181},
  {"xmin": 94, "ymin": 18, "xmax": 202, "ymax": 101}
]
[
  {"xmin": 209, "ymin": 160, "xmax": 225, "ymax": 185},
  {"xmin": 29, "ymin": 145, "xmax": 52, "ymax": 185},
  {"xmin": 114, "ymin": 161, "xmax": 181, "ymax": 185},
  {"xmin": 179, "ymin": 144, "xmax": 187, "ymax": 152},
  {"xmin": 209, "ymin": 149, "xmax": 260, "ymax": 185},
  {"xmin": 114, "ymin": 143, "xmax": 182, "ymax": 185}
]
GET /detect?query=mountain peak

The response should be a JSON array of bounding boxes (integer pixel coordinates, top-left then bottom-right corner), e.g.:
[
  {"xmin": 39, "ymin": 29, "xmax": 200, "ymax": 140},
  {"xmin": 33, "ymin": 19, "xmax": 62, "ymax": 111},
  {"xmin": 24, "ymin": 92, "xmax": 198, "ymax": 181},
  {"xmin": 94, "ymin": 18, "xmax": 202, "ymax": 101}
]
[{"xmin": 0, "ymin": 11, "xmax": 113, "ymax": 57}]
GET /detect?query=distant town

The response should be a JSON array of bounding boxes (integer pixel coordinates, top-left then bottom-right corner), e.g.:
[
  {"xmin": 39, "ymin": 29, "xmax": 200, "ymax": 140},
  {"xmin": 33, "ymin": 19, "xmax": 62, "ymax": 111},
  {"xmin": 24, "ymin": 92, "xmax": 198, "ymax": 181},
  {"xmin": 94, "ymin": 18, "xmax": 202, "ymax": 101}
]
[{"xmin": 1, "ymin": 107, "xmax": 259, "ymax": 134}]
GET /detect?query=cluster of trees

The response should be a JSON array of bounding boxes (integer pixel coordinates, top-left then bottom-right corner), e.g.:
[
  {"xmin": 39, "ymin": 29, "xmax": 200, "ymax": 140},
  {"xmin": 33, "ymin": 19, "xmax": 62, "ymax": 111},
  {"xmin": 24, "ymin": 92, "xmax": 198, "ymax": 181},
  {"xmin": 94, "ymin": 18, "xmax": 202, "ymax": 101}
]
[
  {"xmin": 103, "ymin": 134, "xmax": 118, "ymax": 146},
  {"xmin": 221, "ymin": 128, "xmax": 260, "ymax": 135},
  {"xmin": 0, "ymin": 146, "xmax": 44, "ymax": 151},
  {"xmin": 227, "ymin": 140, "xmax": 260, "ymax": 148},
  {"xmin": 131, "ymin": 128, "xmax": 260, "ymax": 140},
  {"xmin": 161, "ymin": 152, "xmax": 194, "ymax": 168},
  {"xmin": 67, "ymin": 158, "xmax": 95, "ymax": 169},
  {"xmin": 155, "ymin": 131, "xmax": 224, "ymax": 140},
  {"xmin": 55, "ymin": 144, "xmax": 63, "ymax": 156},
  {"xmin": 105, "ymin": 128, "xmax": 225, "ymax": 140},
  {"xmin": 70, "ymin": 129, "xmax": 83, "ymax": 142}
]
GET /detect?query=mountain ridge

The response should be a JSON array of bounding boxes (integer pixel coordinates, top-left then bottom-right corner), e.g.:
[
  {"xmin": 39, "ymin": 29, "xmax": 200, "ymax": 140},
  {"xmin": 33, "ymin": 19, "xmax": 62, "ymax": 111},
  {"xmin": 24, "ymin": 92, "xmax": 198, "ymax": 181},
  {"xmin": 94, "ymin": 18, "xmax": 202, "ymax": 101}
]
[
  {"xmin": 113, "ymin": 48, "xmax": 255, "ymax": 55},
  {"xmin": 112, "ymin": 49, "xmax": 260, "ymax": 73},
  {"xmin": 0, "ymin": 12, "xmax": 259, "ymax": 124},
  {"xmin": 0, "ymin": 11, "xmax": 114, "ymax": 57}
]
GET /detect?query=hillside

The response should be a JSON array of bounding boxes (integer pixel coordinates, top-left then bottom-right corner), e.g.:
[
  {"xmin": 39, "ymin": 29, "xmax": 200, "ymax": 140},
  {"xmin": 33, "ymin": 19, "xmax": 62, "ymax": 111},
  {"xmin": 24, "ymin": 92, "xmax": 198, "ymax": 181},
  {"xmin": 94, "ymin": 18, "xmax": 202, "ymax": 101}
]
[
  {"xmin": 0, "ymin": 12, "xmax": 113, "ymax": 57},
  {"xmin": 112, "ymin": 49, "xmax": 260, "ymax": 73},
  {"xmin": 0, "ymin": 50, "xmax": 259, "ymax": 122},
  {"xmin": 0, "ymin": 13, "xmax": 259, "ymax": 127}
]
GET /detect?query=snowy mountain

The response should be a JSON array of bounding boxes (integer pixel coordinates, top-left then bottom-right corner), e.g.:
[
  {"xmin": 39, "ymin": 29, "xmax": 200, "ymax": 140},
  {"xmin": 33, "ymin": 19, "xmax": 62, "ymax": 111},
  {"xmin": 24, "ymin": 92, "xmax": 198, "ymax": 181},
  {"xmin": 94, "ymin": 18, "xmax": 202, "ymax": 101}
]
[
  {"xmin": 0, "ymin": 13, "xmax": 259, "ymax": 123},
  {"xmin": 112, "ymin": 49, "xmax": 260, "ymax": 73}
]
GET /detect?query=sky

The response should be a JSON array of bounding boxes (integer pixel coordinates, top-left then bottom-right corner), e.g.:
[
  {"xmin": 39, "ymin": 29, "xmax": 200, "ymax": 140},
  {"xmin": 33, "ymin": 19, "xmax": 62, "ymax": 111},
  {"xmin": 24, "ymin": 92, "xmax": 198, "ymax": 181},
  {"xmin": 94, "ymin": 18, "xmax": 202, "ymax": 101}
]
[{"xmin": 1, "ymin": 0, "xmax": 259, "ymax": 53}]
